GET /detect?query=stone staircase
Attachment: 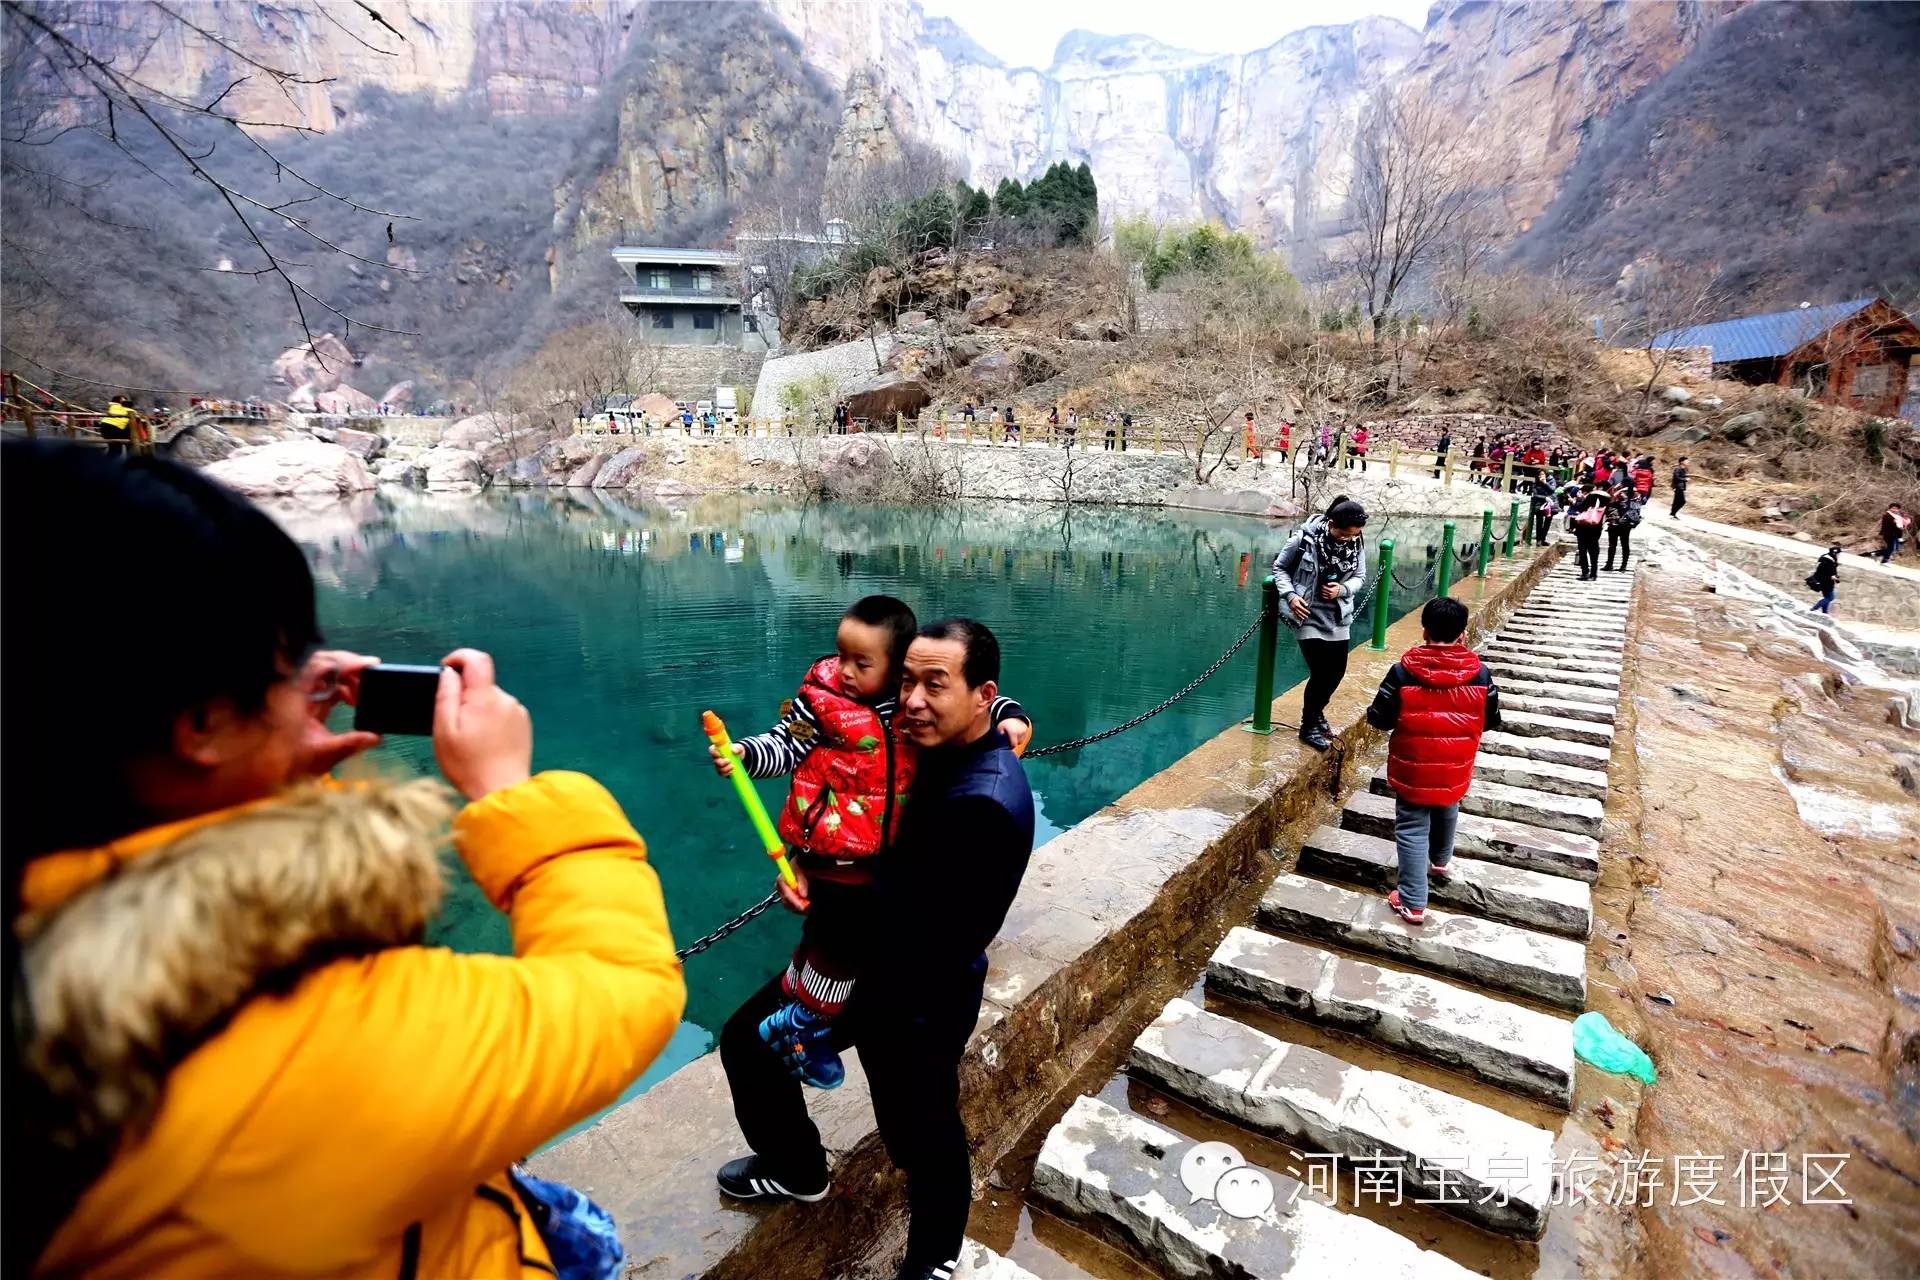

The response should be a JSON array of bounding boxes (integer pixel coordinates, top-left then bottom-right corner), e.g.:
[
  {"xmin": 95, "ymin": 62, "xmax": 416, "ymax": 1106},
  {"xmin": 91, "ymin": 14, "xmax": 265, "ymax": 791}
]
[{"xmin": 1011, "ymin": 560, "xmax": 1634, "ymax": 1277}]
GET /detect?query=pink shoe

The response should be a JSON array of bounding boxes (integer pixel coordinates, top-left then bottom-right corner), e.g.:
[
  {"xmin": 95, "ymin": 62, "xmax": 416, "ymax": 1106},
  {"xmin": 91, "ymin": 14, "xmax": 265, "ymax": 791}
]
[
  {"xmin": 1430, "ymin": 861, "xmax": 1454, "ymax": 883},
  {"xmin": 1387, "ymin": 890, "xmax": 1425, "ymax": 925}
]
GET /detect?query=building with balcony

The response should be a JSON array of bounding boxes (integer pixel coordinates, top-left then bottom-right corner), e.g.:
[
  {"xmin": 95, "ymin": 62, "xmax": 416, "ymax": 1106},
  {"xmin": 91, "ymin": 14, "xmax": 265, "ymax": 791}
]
[{"xmin": 612, "ymin": 245, "xmax": 751, "ymax": 347}]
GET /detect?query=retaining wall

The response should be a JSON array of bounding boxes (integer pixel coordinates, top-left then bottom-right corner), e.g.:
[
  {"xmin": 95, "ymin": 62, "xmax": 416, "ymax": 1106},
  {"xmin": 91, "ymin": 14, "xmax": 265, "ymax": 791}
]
[{"xmin": 527, "ymin": 538, "xmax": 1561, "ymax": 1278}]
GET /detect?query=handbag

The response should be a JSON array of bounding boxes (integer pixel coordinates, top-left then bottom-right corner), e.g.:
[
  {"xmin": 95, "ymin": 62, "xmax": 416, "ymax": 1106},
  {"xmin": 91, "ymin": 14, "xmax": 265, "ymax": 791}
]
[{"xmin": 511, "ymin": 1168, "xmax": 624, "ymax": 1280}]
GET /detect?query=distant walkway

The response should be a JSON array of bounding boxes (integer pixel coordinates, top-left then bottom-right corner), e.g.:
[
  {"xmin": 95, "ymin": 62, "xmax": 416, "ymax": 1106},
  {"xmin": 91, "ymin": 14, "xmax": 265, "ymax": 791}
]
[{"xmin": 1643, "ymin": 500, "xmax": 1920, "ymax": 585}]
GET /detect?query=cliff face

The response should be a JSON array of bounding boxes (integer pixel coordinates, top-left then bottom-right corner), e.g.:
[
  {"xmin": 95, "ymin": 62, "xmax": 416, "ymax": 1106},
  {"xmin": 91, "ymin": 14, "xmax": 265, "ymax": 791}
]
[
  {"xmin": 1396, "ymin": 0, "xmax": 1735, "ymax": 233},
  {"xmin": 31, "ymin": 0, "xmax": 643, "ymax": 125}
]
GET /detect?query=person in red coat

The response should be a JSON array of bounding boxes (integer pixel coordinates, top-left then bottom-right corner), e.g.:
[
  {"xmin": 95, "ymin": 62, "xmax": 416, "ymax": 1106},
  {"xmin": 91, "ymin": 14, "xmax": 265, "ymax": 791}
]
[{"xmin": 1363, "ymin": 596, "xmax": 1502, "ymax": 924}]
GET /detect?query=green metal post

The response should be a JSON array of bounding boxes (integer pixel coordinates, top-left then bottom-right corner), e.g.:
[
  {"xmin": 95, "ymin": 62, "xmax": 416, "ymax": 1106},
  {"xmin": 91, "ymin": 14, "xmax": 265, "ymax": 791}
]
[
  {"xmin": 1247, "ymin": 577, "xmax": 1280, "ymax": 735},
  {"xmin": 1476, "ymin": 509, "xmax": 1494, "ymax": 577},
  {"xmin": 1436, "ymin": 521, "xmax": 1455, "ymax": 598},
  {"xmin": 1504, "ymin": 500, "xmax": 1519, "ymax": 558},
  {"xmin": 1370, "ymin": 539, "xmax": 1394, "ymax": 651}
]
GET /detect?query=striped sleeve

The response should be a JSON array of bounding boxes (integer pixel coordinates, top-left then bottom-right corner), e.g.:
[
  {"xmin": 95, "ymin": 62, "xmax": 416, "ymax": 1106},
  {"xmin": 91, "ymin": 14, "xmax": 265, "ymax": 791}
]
[{"xmin": 734, "ymin": 697, "xmax": 819, "ymax": 778}]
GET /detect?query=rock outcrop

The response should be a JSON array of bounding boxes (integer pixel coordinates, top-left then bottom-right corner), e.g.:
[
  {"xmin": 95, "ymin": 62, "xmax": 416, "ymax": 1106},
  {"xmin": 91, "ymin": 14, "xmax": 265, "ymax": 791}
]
[
  {"xmin": 203, "ymin": 439, "xmax": 374, "ymax": 496},
  {"xmin": 272, "ymin": 334, "xmax": 356, "ymax": 394}
]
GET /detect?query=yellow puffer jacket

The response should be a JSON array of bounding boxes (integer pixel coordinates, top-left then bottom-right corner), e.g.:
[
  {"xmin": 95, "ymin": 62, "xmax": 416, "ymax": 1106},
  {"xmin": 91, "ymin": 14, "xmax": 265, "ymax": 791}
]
[{"xmin": 16, "ymin": 771, "xmax": 686, "ymax": 1279}]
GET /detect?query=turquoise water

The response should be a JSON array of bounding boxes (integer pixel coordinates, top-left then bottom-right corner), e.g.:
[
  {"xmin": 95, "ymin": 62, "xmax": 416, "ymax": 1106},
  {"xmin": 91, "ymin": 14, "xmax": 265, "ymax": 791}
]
[{"xmin": 292, "ymin": 489, "xmax": 1442, "ymax": 1138}]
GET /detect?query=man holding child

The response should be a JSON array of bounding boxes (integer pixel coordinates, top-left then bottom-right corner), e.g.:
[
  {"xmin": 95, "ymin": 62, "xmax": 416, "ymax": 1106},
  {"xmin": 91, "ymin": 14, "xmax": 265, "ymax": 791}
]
[{"xmin": 714, "ymin": 616, "xmax": 1035, "ymax": 1280}]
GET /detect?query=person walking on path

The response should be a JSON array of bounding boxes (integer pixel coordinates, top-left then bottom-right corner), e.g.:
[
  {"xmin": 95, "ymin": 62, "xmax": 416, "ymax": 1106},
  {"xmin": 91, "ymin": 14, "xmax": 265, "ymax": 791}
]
[
  {"xmin": 1244, "ymin": 412, "xmax": 1261, "ymax": 464},
  {"xmin": 1880, "ymin": 503, "xmax": 1911, "ymax": 563},
  {"xmin": 1669, "ymin": 456, "xmax": 1690, "ymax": 518},
  {"xmin": 715, "ymin": 621, "xmax": 1034, "ymax": 1280},
  {"xmin": 97, "ymin": 395, "xmax": 137, "ymax": 458},
  {"xmin": 1364, "ymin": 596, "xmax": 1501, "ymax": 926},
  {"xmin": 1604, "ymin": 484, "xmax": 1641, "ymax": 572},
  {"xmin": 1350, "ymin": 425, "xmax": 1370, "ymax": 471},
  {"xmin": 1433, "ymin": 427, "xmax": 1452, "ymax": 480},
  {"xmin": 1568, "ymin": 484, "xmax": 1608, "ymax": 580},
  {"xmin": 1525, "ymin": 474, "xmax": 1556, "ymax": 546},
  {"xmin": 1272, "ymin": 497, "xmax": 1370, "ymax": 753},
  {"xmin": 3, "ymin": 443, "xmax": 685, "ymax": 1280},
  {"xmin": 1808, "ymin": 545, "xmax": 1841, "ymax": 614},
  {"xmin": 1631, "ymin": 454, "xmax": 1655, "ymax": 504}
]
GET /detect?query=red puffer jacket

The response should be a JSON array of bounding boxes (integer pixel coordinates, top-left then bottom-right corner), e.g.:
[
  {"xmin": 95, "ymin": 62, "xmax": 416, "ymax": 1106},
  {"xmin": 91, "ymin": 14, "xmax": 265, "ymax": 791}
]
[
  {"xmin": 777, "ymin": 657, "xmax": 911, "ymax": 875},
  {"xmin": 1375, "ymin": 643, "xmax": 1498, "ymax": 807}
]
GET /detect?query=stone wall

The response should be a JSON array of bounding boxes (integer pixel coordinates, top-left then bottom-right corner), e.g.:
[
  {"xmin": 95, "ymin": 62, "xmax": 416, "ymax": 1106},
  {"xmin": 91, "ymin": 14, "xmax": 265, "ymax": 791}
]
[
  {"xmin": 649, "ymin": 345, "xmax": 766, "ymax": 403},
  {"xmin": 750, "ymin": 335, "xmax": 895, "ymax": 418},
  {"xmin": 540, "ymin": 432, "xmax": 1506, "ymax": 519}
]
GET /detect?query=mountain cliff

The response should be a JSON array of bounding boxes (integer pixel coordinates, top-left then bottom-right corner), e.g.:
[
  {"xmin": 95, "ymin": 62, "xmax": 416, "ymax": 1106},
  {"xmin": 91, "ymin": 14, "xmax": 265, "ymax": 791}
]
[{"xmin": 2, "ymin": 0, "xmax": 1905, "ymax": 399}]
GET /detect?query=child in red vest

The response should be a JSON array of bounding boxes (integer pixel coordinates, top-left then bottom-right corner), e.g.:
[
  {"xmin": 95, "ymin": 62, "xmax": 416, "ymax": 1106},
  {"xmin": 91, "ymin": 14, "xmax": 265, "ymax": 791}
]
[
  {"xmin": 1363, "ymin": 596, "xmax": 1502, "ymax": 924},
  {"xmin": 712, "ymin": 595, "xmax": 1030, "ymax": 1084}
]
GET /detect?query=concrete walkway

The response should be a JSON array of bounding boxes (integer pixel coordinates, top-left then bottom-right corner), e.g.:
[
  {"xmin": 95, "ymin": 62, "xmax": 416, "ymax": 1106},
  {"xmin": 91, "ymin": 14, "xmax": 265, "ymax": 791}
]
[
  {"xmin": 1643, "ymin": 500, "xmax": 1920, "ymax": 583},
  {"xmin": 1026, "ymin": 558, "xmax": 1635, "ymax": 1276}
]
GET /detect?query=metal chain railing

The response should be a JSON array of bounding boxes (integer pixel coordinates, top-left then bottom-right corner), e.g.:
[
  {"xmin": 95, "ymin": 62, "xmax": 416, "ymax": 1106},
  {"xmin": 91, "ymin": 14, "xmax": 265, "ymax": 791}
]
[
  {"xmin": 677, "ymin": 890, "xmax": 781, "ymax": 960},
  {"xmin": 677, "ymin": 598, "xmax": 1275, "ymax": 957}
]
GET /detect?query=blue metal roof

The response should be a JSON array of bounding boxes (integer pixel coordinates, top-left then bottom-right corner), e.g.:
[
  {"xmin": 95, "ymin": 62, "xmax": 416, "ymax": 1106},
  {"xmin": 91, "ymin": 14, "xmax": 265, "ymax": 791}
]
[{"xmin": 1651, "ymin": 298, "xmax": 1878, "ymax": 364}]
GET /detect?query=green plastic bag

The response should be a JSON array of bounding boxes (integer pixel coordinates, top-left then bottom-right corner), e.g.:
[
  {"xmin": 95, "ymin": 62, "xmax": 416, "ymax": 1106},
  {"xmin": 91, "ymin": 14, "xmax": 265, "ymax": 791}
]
[{"xmin": 1572, "ymin": 1011, "xmax": 1656, "ymax": 1085}]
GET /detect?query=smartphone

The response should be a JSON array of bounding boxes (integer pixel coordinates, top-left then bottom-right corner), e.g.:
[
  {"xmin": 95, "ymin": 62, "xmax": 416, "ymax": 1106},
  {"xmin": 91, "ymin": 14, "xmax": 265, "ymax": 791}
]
[{"xmin": 353, "ymin": 664, "xmax": 443, "ymax": 736}]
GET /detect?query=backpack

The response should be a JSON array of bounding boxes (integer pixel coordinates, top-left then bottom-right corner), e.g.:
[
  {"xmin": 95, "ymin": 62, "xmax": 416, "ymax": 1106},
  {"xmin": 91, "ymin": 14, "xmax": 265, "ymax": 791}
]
[{"xmin": 1625, "ymin": 499, "xmax": 1643, "ymax": 528}]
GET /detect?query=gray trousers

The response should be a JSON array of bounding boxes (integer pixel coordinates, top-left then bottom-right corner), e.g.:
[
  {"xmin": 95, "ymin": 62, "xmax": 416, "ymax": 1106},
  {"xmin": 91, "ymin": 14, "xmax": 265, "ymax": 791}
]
[{"xmin": 1394, "ymin": 795, "xmax": 1459, "ymax": 912}]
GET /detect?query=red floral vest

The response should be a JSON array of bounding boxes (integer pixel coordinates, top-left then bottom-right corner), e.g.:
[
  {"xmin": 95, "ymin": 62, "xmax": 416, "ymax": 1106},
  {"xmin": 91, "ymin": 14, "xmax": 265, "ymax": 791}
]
[{"xmin": 776, "ymin": 657, "xmax": 913, "ymax": 878}]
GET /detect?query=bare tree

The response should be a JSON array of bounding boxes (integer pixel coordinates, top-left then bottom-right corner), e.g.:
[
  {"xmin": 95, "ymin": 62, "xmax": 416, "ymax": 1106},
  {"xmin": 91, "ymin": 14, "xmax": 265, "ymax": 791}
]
[
  {"xmin": 1614, "ymin": 258, "xmax": 1724, "ymax": 428},
  {"xmin": 1, "ymin": 1, "xmax": 418, "ymax": 364},
  {"xmin": 1341, "ymin": 87, "xmax": 1492, "ymax": 343}
]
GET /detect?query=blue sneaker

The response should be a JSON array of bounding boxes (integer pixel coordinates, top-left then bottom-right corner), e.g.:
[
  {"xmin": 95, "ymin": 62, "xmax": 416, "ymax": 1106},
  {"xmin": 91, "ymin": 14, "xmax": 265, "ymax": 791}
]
[{"xmin": 758, "ymin": 1001, "xmax": 846, "ymax": 1089}]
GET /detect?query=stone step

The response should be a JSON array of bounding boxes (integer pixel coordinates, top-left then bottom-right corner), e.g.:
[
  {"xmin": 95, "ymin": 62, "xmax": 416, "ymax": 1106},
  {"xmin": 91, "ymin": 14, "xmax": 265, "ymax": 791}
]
[
  {"xmin": 1130, "ymin": 999, "xmax": 1556, "ymax": 1238},
  {"xmin": 1473, "ymin": 751, "xmax": 1610, "ymax": 802},
  {"xmin": 1484, "ymin": 648, "xmax": 1625, "ymax": 674},
  {"xmin": 1498, "ymin": 677, "xmax": 1617, "ymax": 706},
  {"xmin": 1480, "ymin": 647, "xmax": 1621, "ymax": 675},
  {"xmin": 1298, "ymin": 825, "xmax": 1592, "ymax": 938},
  {"xmin": 1497, "ymin": 707, "xmax": 1616, "ymax": 748},
  {"xmin": 1526, "ymin": 598, "xmax": 1630, "ymax": 614},
  {"xmin": 1485, "ymin": 632, "xmax": 1626, "ymax": 655},
  {"xmin": 1497, "ymin": 629, "xmax": 1620, "ymax": 656},
  {"xmin": 1502, "ymin": 691, "xmax": 1616, "ymax": 724},
  {"xmin": 1480, "ymin": 727, "xmax": 1612, "ymax": 770},
  {"xmin": 1033, "ymin": 1094, "xmax": 1483, "ymax": 1279},
  {"xmin": 1208, "ymin": 929, "xmax": 1576, "ymax": 1107},
  {"xmin": 1257, "ymin": 873, "xmax": 1587, "ymax": 1009},
  {"xmin": 1498, "ymin": 617, "xmax": 1626, "ymax": 639},
  {"xmin": 1369, "ymin": 770, "xmax": 1605, "ymax": 840},
  {"xmin": 1484, "ymin": 660, "xmax": 1619, "ymax": 691},
  {"xmin": 1343, "ymin": 787, "xmax": 1600, "ymax": 882},
  {"xmin": 956, "ymin": 1240, "xmax": 1043, "ymax": 1280},
  {"xmin": 1509, "ymin": 601, "xmax": 1628, "ymax": 618}
]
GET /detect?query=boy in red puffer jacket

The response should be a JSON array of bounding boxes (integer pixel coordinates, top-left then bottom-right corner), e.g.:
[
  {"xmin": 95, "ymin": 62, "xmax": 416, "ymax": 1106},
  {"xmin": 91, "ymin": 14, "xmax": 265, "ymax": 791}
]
[{"xmin": 1364, "ymin": 596, "xmax": 1502, "ymax": 924}]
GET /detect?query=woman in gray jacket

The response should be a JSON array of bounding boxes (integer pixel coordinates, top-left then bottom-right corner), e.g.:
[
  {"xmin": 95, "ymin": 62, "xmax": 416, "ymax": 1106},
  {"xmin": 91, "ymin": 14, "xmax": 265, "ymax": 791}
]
[{"xmin": 1272, "ymin": 496, "xmax": 1370, "ymax": 751}]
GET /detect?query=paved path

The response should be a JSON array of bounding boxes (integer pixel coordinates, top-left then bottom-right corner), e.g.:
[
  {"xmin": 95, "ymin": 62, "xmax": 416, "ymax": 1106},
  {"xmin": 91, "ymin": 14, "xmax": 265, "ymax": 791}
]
[
  {"xmin": 1019, "ymin": 558, "xmax": 1636, "ymax": 1276},
  {"xmin": 1642, "ymin": 500, "xmax": 1920, "ymax": 584}
]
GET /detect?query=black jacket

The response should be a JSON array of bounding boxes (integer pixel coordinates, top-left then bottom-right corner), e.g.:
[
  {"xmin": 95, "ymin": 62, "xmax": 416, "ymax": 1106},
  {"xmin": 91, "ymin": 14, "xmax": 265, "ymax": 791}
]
[
  {"xmin": 862, "ymin": 727, "xmax": 1035, "ymax": 997},
  {"xmin": 1809, "ymin": 552, "xmax": 1840, "ymax": 591}
]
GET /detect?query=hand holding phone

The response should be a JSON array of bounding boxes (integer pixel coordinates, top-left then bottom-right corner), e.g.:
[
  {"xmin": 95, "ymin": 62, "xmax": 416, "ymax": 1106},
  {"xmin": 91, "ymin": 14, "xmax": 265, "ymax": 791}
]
[
  {"xmin": 354, "ymin": 665, "xmax": 444, "ymax": 736},
  {"xmin": 431, "ymin": 650, "xmax": 532, "ymax": 801}
]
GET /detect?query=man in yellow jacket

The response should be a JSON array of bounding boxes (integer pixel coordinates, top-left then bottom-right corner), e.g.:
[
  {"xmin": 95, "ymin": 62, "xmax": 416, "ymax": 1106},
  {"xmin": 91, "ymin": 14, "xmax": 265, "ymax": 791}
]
[
  {"xmin": 4, "ymin": 442, "xmax": 686, "ymax": 1279},
  {"xmin": 96, "ymin": 395, "xmax": 138, "ymax": 457}
]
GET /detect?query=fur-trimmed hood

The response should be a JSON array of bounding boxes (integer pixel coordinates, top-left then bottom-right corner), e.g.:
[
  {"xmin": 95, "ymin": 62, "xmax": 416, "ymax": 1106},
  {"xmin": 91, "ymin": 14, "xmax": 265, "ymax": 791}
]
[{"xmin": 14, "ymin": 779, "xmax": 455, "ymax": 1162}]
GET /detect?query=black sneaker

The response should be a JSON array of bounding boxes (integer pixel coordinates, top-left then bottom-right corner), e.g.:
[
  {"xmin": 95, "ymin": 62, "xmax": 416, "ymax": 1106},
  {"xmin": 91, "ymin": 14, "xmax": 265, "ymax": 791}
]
[
  {"xmin": 1300, "ymin": 727, "xmax": 1333, "ymax": 752},
  {"xmin": 716, "ymin": 1154, "xmax": 830, "ymax": 1203},
  {"xmin": 896, "ymin": 1262, "xmax": 959, "ymax": 1280},
  {"xmin": 1314, "ymin": 714, "xmax": 1333, "ymax": 737}
]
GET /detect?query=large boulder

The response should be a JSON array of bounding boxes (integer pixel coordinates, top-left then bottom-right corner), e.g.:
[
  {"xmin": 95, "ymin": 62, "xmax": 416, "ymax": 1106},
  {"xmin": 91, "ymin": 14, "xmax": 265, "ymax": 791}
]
[
  {"xmin": 1015, "ymin": 347, "xmax": 1063, "ymax": 384},
  {"xmin": 1651, "ymin": 423, "xmax": 1711, "ymax": 444},
  {"xmin": 565, "ymin": 453, "xmax": 607, "ymax": 488},
  {"xmin": 420, "ymin": 446, "xmax": 487, "ymax": 490},
  {"xmin": 844, "ymin": 371, "xmax": 933, "ymax": 424},
  {"xmin": 332, "ymin": 426, "xmax": 385, "ymax": 460},
  {"xmin": 501, "ymin": 455, "xmax": 546, "ymax": 487},
  {"xmin": 204, "ymin": 439, "xmax": 373, "ymax": 496},
  {"xmin": 964, "ymin": 290, "xmax": 1014, "ymax": 325},
  {"xmin": 378, "ymin": 380, "xmax": 415, "ymax": 409},
  {"xmin": 375, "ymin": 456, "xmax": 422, "ymax": 486},
  {"xmin": 441, "ymin": 413, "xmax": 508, "ymax": 450},
  {"xmin": 287, "ymin": 382, "xmax": 321, "ymax": 413},
  {"xmin": 1659, "ymin": 385, "xmax": 1694, "ymax": 404},
  {"xmin": 816, "ymin": 434, "xmax": 892, "ymax": 499},
  {"xmin": 166, "ymin": 422, "xmax": 244, "ymax": 467},
  {"xmin": 1718, "ymin": 411, "xmax": 1768, "ymax": 444},
  {"xmin": 1069, "ymin": 318, "xmax": 1126, "ymax": 342},
  {"xmin": 271, "ymin": 333, "xmax": 356, "ymax": 393},
  {"xmin": 314, "ymin": 383, "xmax": 377, "ymax": 415},
  {"xmin": 963, "ymin": 351, "xmax": 1020, "ymax": 394},
  {"xmin": 593, "ymin": 446, "xmax": 650, "ymax": 489}
]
